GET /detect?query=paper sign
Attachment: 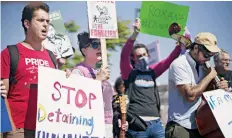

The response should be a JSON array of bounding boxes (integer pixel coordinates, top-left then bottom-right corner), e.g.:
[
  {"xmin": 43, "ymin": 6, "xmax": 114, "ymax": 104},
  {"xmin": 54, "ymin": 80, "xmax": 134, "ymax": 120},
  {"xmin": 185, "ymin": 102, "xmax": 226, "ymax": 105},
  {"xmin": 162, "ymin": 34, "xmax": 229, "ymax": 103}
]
[
  {"xmin": 36, "ymin": 66, "xmax": 105, "ymax": 138},
  {"xmin": 87, "ymin": 1, "xmax": 118, "ymax": 39},
  {"xmin": 43, "ymin": 11, "xmax": 74, "ymax": 59},
  {"xmin": 140, "ymin": 1, "xmax": 189, "ymax": 38},
  {"xmin": 203, "ymin": 89, "xmax": 232, "ymax": 138}
]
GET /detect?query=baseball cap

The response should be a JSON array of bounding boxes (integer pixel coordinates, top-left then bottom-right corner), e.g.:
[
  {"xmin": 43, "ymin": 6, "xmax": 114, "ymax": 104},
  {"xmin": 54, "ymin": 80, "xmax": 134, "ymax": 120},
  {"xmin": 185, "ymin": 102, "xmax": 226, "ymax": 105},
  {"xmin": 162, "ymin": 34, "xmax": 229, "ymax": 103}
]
[{"xmin": 194, "ymin": 32, "xmax": 221, "ymax": 53}]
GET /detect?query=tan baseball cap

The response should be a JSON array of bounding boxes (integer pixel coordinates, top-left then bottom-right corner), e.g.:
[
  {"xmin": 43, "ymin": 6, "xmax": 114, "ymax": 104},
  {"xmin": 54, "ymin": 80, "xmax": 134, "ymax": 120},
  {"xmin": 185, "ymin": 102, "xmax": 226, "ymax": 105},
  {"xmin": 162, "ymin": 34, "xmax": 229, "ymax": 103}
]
[{"xmin": 194, "ymin": 32, "xmax": 221, "ymax": 53}]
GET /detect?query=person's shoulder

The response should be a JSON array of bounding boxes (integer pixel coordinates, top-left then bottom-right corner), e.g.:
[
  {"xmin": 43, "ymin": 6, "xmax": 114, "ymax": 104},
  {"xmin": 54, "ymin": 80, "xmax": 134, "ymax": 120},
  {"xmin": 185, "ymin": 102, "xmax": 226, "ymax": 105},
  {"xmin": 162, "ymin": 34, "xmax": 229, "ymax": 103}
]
[
  {"xmin": 1, "ymin": 47, "xmax": 9, "ymax": 54},
  {"xmin": 1, "ymin": 44, "xmax": 20, "ymax": 56},
  {"xmin": 170, "ymin": 54, "xmax": 187, "ymax": 68},
  {"xmin": 225, "ymin": 70, "xmax": 232, "ymax": 78}
]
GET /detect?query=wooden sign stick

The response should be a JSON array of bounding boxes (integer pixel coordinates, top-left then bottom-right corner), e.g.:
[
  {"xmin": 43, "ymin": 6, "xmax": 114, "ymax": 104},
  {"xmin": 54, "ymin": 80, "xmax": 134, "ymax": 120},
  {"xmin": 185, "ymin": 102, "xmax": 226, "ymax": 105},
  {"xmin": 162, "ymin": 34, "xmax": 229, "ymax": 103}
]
[{"xmin": 100, "ymin": 38, "xmax": 108, "ymax": 68}]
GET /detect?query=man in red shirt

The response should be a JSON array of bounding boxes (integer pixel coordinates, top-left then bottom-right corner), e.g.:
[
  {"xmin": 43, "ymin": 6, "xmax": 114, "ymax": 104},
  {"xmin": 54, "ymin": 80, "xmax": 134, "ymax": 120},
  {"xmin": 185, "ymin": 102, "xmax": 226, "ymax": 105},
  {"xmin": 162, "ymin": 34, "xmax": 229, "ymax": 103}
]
[{"xmin": 1, "ymin": 2, "xmax": 57, "ymax": 138}]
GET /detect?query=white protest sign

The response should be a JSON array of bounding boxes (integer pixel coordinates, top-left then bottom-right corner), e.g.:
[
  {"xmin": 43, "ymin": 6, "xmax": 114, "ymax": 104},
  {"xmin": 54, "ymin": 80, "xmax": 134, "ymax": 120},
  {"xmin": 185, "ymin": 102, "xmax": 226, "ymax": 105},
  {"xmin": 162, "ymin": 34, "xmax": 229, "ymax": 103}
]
[
  {"xmin": 87, "ymin": 1, "xmax": 118, "ymax": 39},
  {"xmin": 36, "ymin": 66, "xmax": 105, "ymax": 138},
  {"xmin": 203, "ymin": 89, "xmax": 232, "ymax": 138},
  {"xmin": 146, "ymin": 40, "xmax": 161, "ymax": 65}
]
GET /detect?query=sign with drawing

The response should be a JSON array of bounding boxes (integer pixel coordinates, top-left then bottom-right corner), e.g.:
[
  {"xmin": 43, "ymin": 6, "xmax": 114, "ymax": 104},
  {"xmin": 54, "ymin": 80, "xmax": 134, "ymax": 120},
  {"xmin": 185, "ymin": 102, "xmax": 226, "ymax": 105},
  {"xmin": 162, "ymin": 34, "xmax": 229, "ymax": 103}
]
[
  {"xmin": 87, "ymin": 1, "xmax": 118, "ymax": 39},
  {"xmin": 203, "ymin": 89, "xmax": 232, "ymax": 138},
  {"xmin": 43, "ymin": 11, "xmax": 74, "ymax": 59}
]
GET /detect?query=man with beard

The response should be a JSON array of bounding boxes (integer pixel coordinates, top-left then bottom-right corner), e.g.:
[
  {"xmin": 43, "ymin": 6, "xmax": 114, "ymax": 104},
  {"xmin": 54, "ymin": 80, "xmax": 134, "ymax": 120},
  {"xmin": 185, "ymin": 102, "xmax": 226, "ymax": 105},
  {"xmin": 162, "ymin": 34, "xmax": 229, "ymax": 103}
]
[{"xmin": 165, "ymin": 32, "xmax": 228, "ymax": 138}]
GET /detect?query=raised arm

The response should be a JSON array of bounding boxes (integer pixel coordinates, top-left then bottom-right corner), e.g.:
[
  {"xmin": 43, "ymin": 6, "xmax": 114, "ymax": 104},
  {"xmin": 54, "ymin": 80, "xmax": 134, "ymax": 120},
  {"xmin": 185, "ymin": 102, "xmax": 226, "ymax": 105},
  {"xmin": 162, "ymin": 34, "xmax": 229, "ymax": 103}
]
[
  {"xmin": 120, "ymin": 38, "xmax": 135, "ymax": 80},
  {"xmin": 120, "ymin": 18, "xmax": 140, "ymax": 80},
  {"xmin": 149, "ymin": 45, "xmax": 181, "ymax": 79}
]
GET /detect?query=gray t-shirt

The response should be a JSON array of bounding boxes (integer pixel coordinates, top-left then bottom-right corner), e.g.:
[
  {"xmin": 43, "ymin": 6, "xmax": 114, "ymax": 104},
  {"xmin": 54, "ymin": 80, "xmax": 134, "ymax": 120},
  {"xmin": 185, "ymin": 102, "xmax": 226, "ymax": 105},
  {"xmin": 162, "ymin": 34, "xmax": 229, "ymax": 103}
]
[{"xmin": 168, "ymin": 52, "xmax": 204, "ymax": 129}]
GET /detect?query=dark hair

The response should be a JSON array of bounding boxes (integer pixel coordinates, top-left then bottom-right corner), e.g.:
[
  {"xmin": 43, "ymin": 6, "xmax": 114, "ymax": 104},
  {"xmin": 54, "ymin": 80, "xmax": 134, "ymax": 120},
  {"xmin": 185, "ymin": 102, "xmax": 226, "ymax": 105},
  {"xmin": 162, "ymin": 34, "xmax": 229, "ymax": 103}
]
[
  {"xmin": 130, "ymin": 43, "xmax": 150, "ymax": 67},
  {"xmin": 114, "ymin": 77, "xmax": 124, "ymax": 94},
  {"xmin": 77, "ymin": 32, "xmax": 90, "ymax": 57},
  {"xmin": 21, "ymin": 2, "xmax": 49, "ymax": 33}
]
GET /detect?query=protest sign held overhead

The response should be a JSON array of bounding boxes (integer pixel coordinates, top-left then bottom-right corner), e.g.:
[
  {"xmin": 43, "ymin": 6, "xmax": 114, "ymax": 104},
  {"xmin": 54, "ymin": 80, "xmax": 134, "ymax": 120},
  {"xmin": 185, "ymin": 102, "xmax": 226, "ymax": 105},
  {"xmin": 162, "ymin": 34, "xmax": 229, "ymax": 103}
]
[
  {"xmin": 140, "ymin": 1, "xmax": 189, "ymax": 38},
  {"xmin": 87, "ymin": 1, "xmax": 118, "ymax": 39}
]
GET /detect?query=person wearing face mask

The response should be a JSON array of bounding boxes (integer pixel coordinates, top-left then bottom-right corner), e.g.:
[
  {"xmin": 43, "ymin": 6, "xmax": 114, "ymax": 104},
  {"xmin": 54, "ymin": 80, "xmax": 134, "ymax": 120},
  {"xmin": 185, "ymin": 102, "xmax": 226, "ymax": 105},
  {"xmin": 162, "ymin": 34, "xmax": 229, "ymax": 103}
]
[
  {"xmin": 120, "ymin": 18, "xmax": 185, "ymax": 138},
  {"xmin": 214, "ymin": 49, "xmax": 232, "ymax": 91}
]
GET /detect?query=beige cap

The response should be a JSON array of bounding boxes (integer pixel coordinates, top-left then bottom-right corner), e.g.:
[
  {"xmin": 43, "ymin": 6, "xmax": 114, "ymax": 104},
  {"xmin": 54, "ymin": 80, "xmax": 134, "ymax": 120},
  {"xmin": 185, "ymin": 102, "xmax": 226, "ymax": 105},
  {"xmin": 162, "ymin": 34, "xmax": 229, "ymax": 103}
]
[{"xmin": 194, "ymin": 32, "xmax": 221, "ymax": 53}]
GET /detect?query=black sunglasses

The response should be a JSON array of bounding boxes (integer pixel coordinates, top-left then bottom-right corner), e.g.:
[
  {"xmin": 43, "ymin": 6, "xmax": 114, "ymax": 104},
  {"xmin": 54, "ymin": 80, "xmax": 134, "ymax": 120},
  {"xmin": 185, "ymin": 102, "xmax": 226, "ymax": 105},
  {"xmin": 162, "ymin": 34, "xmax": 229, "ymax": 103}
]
[
  {"xmin": 197, "ymin": 43, "xmax": 215, "ymax": 58},
  {"xmin": 85, "ymin": 42, "xmax": 100, "ymax": 49}
]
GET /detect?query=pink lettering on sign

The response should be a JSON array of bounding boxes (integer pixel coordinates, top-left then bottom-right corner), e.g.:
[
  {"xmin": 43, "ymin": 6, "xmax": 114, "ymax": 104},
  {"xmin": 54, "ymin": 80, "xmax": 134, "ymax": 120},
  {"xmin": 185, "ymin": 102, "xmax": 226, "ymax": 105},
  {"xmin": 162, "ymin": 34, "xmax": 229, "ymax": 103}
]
[
  {"xmin": 52, "ymin": 81, "xmax": 97, "ymax": 109},
  {"xmin": 90, "ymin": 29, "xmax": 117, "ymax": 38}
]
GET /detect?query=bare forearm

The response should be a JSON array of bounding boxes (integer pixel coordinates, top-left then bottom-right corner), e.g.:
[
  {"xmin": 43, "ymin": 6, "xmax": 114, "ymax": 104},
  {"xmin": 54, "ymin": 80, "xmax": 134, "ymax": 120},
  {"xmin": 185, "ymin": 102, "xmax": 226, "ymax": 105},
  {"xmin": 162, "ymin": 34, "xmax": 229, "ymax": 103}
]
[{"xmin": 186, "ymin": 75, "xmax": 214, "ymax": 101}]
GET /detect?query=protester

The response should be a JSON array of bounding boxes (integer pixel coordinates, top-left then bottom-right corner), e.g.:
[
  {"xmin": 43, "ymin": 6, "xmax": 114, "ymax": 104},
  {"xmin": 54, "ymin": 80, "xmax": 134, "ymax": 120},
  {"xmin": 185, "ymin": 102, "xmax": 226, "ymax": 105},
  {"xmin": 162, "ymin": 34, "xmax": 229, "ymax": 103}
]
[
  {"xmin": 214, "ymin": 49, "xmax": 232, "ymax": 90},
  {"xmin": 166, "ymin": 32, "xmax": 228, "ymax": 138},
  {"xmin": 0, "ymin": 2, "xmax": 69, "ymax": 138},
  {"xmin": 120, "ymin": 18, "xmax": 185, "ymax": 138},
  {"xmin": 112, "ymin": 77, "xmax": 130, "ymax": 138},
  {"xmin": 71, "ymin": 32, "xmax": 127, "ymax": 138}
]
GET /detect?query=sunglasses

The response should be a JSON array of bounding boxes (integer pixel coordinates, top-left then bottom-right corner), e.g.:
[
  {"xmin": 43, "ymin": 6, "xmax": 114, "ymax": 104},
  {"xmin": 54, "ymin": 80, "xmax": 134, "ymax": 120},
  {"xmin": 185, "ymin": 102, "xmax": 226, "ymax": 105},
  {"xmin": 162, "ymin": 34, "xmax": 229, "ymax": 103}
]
[
  {"xmin": 197, "ymin": 44, "xmax": 215, "ymax": 59},
  {"xmin": 85, "ymin": 42, "xmax": 101, "ymax": 49}
]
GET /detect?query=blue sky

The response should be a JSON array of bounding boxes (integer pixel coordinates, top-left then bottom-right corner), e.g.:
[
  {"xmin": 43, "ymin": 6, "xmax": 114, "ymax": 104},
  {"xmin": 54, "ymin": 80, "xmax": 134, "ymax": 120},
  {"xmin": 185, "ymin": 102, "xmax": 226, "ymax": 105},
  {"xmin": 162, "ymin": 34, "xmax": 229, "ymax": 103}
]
[{"xmin": 1, "ymin": 1, "xmax": 232, "ymax": 85}]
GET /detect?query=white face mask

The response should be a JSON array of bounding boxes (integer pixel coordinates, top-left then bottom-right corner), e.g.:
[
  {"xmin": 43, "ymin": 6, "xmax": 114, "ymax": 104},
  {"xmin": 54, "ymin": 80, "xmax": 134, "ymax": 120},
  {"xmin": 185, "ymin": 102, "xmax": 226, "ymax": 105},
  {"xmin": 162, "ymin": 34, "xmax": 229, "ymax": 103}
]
[{"xmin": 134, "ymin": 56, "xmax": 149, "ymax": 70}]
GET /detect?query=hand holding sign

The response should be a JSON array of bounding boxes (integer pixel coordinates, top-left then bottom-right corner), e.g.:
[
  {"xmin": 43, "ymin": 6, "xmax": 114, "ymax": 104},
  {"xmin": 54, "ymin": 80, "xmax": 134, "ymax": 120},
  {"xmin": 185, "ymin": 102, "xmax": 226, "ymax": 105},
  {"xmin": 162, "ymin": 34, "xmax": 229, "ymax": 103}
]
[
  {"xmin": 96, "ymin": 66, "xmax": 110, "ymax": 81},
  {"xmin": 0, "ymin": 80, "xmax": 7, "ymax": 98},
  {"xmin": 133, "ymin": 18, "xmax": 141, "ymax": 33}
]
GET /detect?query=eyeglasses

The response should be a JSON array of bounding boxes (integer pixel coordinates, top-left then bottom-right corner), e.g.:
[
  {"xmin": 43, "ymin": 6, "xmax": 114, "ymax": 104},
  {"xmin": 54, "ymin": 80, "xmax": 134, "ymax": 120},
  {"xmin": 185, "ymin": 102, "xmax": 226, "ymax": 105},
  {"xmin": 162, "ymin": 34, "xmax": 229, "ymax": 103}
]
[
  {"xmin": 197, "ymin": 44, "xmax": 215, "ymax": 59},
  {"xmin": 85, "ymin": 42, "xmax": 101, "ymax": 49}
]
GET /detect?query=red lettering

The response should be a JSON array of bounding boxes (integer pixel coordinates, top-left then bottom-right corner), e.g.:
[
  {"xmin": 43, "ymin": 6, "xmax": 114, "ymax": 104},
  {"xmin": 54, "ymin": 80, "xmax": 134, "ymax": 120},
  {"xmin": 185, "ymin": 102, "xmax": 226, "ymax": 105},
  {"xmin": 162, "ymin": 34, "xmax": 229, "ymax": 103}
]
[
  {"xmin": 62, "ymin": 85, "xmax": 75, "ymax": 104},
  {"xmin": 89, "ymin": 93, "xmax": 97, "ymax": 109},
  {"xmin": 75, "ymin": 89, "xmax": 87, "ymax": 108},
  {"xmin": 48, "ymin": 112, "xmax": 54, "ymax": 122},
  {"xmin": 52, "ymin": 81, "xmax": 61, "ymax": 101}
]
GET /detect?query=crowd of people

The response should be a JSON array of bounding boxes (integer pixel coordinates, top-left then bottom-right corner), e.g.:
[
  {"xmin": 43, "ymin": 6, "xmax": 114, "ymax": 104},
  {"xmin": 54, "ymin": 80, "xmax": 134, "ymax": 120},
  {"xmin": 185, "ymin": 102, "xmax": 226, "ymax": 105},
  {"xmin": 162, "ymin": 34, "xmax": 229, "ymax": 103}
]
[{"xmin": 1, "ymin": 2, "xmax": 231, "ymax": 138}]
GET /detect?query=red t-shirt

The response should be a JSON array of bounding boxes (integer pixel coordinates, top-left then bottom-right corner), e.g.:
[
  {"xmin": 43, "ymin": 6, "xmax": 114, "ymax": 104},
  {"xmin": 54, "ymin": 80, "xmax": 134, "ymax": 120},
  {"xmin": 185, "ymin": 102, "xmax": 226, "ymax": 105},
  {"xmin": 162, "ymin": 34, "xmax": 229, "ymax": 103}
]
[{"xmin": 1, "ymin": 43, "xmax": 55, "ymax": 130}]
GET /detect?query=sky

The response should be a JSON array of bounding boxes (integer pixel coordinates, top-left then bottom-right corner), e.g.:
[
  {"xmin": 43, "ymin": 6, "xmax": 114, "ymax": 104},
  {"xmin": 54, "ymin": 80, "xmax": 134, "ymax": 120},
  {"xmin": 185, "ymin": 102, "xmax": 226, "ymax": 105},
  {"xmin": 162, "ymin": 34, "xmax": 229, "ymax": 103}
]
[{"xmin": 1, "ymin": 1, "xmax": 232, "ymax": 85}]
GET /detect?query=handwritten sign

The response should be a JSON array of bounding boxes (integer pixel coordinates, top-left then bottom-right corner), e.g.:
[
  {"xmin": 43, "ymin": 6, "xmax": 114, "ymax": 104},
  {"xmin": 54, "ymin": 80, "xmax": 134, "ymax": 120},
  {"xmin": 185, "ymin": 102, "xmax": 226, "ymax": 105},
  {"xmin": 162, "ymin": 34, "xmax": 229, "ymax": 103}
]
[
  {"xmin": 43, "ymin": 11, "xmax": 74, "ymax": 59},
  {"xmin": 36, "ymin": 66, "xmax": 105, "ymax": 138},
  {"xmin": 140, "ymin": 1, "xmax": 189, "ymax": 38},
  {"xmin": 203, "ymin": 89, "xmax": 232, "ymax": 138},
  {"xmin": 146, "ymin": 40, "xmax": 161, "ymax": 65},
  {"xmin": 87, "ymin": 1, "xmax": 118, "ymax": 39}
]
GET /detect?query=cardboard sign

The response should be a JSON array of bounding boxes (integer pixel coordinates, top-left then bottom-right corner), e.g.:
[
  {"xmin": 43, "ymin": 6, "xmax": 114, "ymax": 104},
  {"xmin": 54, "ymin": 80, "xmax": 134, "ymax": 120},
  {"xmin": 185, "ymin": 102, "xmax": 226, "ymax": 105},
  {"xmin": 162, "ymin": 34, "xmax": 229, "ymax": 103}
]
[
  {"xmin": 36, "ymin": 66, "xmax": 105, "ymax": 138},
  {"xmin": 43, "ymin": 11, "xmax": 74, "ymax": 59},
  {"xmin": 140, "ymin": 1, "xmax": 189, "ymax": 38},
  {"xmin": 203, "ymin": 89, "xmax": 232, "ymax": 138},
  {"xmin": 87, "ymin": 1, "xmax": 118, "ymax": 39}
]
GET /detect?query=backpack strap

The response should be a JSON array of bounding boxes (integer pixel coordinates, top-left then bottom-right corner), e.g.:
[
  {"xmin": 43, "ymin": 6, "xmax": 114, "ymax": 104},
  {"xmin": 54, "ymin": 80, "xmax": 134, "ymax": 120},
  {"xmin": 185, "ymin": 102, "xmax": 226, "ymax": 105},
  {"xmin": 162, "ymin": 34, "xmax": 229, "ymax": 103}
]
[
  {"xmin": 46, "ymin": 49, "xmax": 58, "ymax": 69},
  {"xmin": 7, "ymin": 45, "xmax": 19, "ymax": 84}
]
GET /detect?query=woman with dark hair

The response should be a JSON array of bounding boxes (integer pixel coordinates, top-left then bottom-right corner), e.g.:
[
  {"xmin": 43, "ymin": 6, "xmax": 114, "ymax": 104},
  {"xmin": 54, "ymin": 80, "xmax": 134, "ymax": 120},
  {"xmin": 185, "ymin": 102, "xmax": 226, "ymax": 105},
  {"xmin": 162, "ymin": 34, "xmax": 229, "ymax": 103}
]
[{"xmin": 120, "ymin": 18, "xmax": 185, "ymax": 138}]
